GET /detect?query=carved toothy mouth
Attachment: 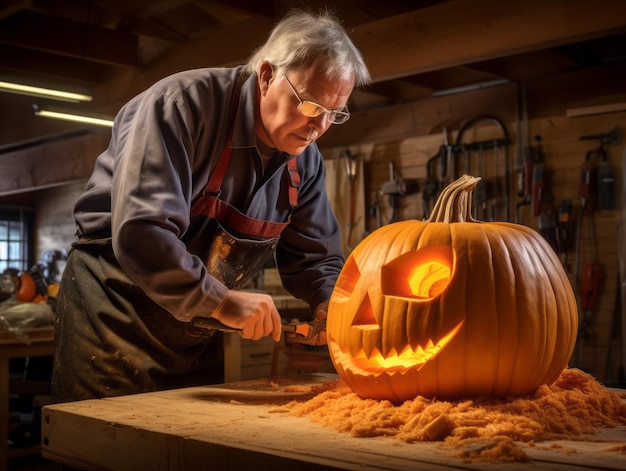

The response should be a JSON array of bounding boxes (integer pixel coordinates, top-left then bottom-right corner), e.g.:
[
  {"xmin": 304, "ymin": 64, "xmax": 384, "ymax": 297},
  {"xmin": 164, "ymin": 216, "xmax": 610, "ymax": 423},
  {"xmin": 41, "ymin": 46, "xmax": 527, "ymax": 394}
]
[{"xmin": 328, "ymin": 320, "xmax": 464, "ymax": 375}]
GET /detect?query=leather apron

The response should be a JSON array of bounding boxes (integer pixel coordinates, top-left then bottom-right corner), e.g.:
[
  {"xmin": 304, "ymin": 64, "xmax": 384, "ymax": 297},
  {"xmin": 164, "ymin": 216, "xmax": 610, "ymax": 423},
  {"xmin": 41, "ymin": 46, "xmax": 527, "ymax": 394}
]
[
  {"xmin": 182, "ymin": 136, "xmax": 300, "ymax": 289},
  {"xmin": 51, "ymin": 77, "xmax": 300, "ymax": 402},
  {"xmin": 184, "ymin": 71, "xmax": 300, "ymax": 288}
]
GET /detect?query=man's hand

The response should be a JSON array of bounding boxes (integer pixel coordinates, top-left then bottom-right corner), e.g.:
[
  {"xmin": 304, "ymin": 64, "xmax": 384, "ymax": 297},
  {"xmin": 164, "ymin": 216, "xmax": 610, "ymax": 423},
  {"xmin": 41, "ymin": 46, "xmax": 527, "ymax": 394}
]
[{"xmin": 211, "ymin": 290, "xmax": 282, "ymax": 342}]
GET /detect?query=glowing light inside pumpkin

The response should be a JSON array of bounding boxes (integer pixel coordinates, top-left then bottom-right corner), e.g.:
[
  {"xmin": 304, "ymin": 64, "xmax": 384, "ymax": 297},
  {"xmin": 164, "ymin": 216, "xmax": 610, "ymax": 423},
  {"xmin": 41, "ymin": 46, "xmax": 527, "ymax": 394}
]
[
  {"xmin": 382, "ymin": 245, "xmax": 453, "ymax": 299},
  {"xmin": 329, "ymin": 320, "xmax": 464, "ymax": 373},
  {"xmin": 408, "ymin": 261, "xmax": 451, "ymax": 298}
]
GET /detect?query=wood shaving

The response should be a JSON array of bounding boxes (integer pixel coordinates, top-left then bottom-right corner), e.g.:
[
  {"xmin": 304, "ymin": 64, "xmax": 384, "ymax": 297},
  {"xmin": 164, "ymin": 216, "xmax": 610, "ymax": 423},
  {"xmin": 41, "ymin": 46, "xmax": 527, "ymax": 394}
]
[
  {"xmin": 605, "ymin": 443, "xmax": 626, "ymax": 454},
  {"xmin": 280, "ymin": 368, "xmax": 626, "ymax": 462}
]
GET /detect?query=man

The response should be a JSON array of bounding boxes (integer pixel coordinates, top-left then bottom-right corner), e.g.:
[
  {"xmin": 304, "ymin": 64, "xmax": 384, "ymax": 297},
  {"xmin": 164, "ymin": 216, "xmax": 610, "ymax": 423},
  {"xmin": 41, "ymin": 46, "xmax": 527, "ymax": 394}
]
[{"xmin": 51, "ymin": 9, "xmax": 371, "ymax": 402}]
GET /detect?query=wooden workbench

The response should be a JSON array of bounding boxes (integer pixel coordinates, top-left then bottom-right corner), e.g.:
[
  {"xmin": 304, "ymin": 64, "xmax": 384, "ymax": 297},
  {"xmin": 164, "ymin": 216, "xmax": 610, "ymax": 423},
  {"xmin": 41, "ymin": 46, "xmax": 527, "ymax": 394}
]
[
  {"xmin": 42, "ymin": 374, "xmax": 626, "ymax": 471},
  {"xmin": 1, "ymin": 327, "xmax": 54, "ymax": 471}
]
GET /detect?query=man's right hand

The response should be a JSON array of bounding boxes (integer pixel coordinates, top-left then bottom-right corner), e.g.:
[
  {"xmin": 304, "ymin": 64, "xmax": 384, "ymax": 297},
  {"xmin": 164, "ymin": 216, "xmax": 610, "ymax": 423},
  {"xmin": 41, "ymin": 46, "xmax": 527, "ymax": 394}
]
[{"xmin": 210, "ymin": 290, "xmax": 282, "ymax": 342}]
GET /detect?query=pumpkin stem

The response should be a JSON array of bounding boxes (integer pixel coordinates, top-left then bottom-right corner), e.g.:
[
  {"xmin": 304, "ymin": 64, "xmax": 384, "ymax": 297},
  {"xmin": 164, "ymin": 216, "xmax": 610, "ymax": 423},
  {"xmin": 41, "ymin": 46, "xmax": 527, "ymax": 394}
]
[{"xmin": 427, "ymin": 174, "xmax": 481, "ymax": 223}]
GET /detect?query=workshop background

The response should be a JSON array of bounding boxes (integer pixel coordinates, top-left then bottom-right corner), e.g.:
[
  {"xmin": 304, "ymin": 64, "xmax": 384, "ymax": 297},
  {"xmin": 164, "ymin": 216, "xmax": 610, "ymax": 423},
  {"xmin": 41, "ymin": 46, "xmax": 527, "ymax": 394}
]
[{"xmin": 1, "ymin": 1, "xmax": 625, "ymax": 465}]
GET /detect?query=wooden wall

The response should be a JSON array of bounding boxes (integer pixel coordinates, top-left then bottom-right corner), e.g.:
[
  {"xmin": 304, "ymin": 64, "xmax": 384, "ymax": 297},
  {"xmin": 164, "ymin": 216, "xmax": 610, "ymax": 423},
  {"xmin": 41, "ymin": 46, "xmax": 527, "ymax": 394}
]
[
  {"xmin": 323, "ymin": 108, "xmax": 626, "ymax": 384},
  {"xmin": 35, "ymin": 180, "xmax": 86, "ymax": 258}
]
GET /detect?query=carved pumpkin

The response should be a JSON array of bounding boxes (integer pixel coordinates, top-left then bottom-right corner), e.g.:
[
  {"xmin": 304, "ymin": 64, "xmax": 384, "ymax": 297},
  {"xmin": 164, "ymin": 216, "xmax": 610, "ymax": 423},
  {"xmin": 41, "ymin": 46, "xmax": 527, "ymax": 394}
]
[{"xmin": 327, "ymin": 175, "xmax": 578, "ymax": 402}]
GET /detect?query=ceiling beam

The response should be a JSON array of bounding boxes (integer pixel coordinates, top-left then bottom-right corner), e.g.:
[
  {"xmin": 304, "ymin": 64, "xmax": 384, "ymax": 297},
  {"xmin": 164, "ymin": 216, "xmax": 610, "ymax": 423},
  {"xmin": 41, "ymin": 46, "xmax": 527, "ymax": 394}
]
[
  {"xmin": 0, "ymin": 44, "xmax": 116, "ymax": 85},
  {"xmin": 89, "ymin": 0, "xmax": 626, "ymax": 133},
  {"xmin": 362, "ymin": 79, "xmax": 434, "ymax": 103},
  {"xmin": 350, "ymin": 0, "xmax": 626, "ymax": 83},
  {"xmin": 0, "ymin": 0, "xmax": 30, "ymax": 20},
  {"xmin": 0, "ymin": 132, "xmax": 109, "ymax": 196},
  {"xmin": 93, "ymin": 15, "xmax": 275, "ymax": 108},
  {"xmin": 97, "ymin": 0, "xmax": 626, "ymax": 100},
  {"xmin": 318, "ymin": 61, "xmax": 626, "ymax": 149},
  {"xmin": 0, "ymin": 9, "xmax": 139, "ymax": 67},
  {"xmin": 208, "ymin": 0, "xmax": 275, "ymax": 19}
]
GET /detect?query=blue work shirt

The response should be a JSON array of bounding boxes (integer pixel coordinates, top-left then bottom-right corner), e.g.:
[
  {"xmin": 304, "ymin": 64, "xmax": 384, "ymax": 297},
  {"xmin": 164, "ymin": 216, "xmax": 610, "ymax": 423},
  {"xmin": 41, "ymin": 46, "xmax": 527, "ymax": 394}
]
[{"xmin": 74, "ymin": 67, "xmax": 344, "ymax": 322}]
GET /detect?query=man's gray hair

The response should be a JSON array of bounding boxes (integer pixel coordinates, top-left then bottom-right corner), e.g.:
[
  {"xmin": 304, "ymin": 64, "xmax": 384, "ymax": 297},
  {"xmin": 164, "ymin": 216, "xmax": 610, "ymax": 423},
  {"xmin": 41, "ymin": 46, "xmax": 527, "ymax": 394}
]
[{"xmin": 244, "ymin": 9, "xmax": 371, "ymax": 88}]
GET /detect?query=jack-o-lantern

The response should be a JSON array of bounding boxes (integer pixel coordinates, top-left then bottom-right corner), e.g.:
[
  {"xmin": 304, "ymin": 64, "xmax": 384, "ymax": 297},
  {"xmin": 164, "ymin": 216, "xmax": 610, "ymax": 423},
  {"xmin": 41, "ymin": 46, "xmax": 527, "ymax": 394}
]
[{"xmin": 327, "ymin": 175, "xmax": 577, "ymax": 402}]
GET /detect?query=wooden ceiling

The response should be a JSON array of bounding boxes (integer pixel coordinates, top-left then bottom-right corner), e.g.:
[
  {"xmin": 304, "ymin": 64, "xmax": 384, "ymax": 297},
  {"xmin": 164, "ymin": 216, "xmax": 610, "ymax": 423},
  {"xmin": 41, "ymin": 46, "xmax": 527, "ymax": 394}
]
[{"xmin": 1, "ymin": 0, "xmax": 626, "ymax": 146}]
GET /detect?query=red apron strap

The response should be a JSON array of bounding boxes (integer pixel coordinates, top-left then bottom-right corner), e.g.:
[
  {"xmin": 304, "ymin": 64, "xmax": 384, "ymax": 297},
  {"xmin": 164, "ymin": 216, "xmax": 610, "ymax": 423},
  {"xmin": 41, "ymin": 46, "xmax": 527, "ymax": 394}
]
[
  {"xmin": 287, "ymin": 158, "xmax": 300, "ymax": 208},
  {"xmin": 190, "ymin": 197, "xmax": 287, "ymax": 238},
  {"xmin": 204, "ymin": 75, "xmax": 244, "ymax": 196},
  {"xmin": 201, "ymin": 73, "xmax": 300, "ymax": 209}
]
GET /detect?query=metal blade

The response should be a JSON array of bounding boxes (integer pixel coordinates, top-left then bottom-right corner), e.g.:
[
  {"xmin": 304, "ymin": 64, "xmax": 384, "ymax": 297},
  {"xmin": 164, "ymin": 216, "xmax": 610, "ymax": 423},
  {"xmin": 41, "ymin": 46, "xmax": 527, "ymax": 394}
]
[{"xmin": 190, "ymin": 316, "xmax": 315, "ymax": 338}]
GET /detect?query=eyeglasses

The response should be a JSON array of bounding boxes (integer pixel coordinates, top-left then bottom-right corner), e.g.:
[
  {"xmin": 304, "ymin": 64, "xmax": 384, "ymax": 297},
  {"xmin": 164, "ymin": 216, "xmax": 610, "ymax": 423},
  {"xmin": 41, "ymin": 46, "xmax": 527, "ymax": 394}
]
[{"xmin": 283, "ymin": 75, "xmax": 350, "ymax": 125}]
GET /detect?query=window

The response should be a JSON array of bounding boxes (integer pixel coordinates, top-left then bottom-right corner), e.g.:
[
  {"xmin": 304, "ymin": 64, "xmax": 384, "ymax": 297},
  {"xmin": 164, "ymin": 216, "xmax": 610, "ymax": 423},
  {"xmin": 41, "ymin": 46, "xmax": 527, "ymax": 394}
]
[{"xmin": 0, "ymin": 209, "xmax": 34, "ymax": 273}]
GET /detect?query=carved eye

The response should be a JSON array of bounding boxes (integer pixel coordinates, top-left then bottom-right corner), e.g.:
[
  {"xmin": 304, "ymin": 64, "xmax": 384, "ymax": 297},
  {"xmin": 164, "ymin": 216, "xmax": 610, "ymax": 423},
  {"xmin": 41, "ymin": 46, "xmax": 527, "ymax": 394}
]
[
  {"xmin": 381, "ymin": 246, "xmax": 453, "ymax": 299},
  {"xmin": 327, "ymin": 243, "xmax": 461, "ymax": 396}
]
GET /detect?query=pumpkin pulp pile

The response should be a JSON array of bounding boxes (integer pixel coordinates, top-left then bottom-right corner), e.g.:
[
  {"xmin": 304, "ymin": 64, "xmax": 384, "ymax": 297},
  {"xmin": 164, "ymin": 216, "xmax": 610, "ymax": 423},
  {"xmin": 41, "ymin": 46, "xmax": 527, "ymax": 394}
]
[{"xmin": 279, "ymin": 368, "xmax": 626, "ymax": 462}]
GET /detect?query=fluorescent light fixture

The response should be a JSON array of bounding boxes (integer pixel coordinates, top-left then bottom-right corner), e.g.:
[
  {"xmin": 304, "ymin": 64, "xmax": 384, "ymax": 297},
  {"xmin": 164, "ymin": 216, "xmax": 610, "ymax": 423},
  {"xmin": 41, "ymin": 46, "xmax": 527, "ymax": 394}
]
[
  {"xmin": 0, "ymin": 80, "xmax": 92, "ymax": 102},
  {"xmin": 33, "ymin": 105, "xmax": 113, "ymax": 127}
]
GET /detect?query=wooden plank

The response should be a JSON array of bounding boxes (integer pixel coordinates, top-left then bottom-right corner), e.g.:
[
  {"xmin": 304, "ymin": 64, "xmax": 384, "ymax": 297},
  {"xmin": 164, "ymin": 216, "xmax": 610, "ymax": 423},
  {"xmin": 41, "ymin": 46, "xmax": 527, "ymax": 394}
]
[
  {"xmin": 42, "ymin": 375, "xmax": 626, "ymax": 471},
  {"xmin": 318, "ymin": 82, "xmax": 518, "ymax": 149},
  {"xmin": 1, "ymin": 327, "xmax": 54, "ymax": 471},
  {"xmin": 0, "ymin": 326, "xmax": 54, "ymax": 345},
  {"xmin": 567, "ymin": 102, "xmax": 626, "ymax": 118},
  {"xmin": 94, "ymin": 15, "xmax": 275, "ymax": 110},
  {"xmin": 351, "ymin": 0, "xmax": 626, "ymax": 82},
  {"xmin": 0, "ymin": 132, "xmax": 108, "ymax": 196},
  {"xmin": 0, "ymin": 10, "xmax": 139, "ymax": 67},
  {"xmin": 89, "ymin": 1, "xmax": 626, "ymax": 148},
  {"xmin": 42, "ymin": 378, "xmax": 460, "ymax": 471},
  {"xmin": 319, "ymin": 62, "xmax": 626, "ymax": 150},
  {"xmin": 0, "ymin": 44, "xmax": 113, "ymax": 85}
]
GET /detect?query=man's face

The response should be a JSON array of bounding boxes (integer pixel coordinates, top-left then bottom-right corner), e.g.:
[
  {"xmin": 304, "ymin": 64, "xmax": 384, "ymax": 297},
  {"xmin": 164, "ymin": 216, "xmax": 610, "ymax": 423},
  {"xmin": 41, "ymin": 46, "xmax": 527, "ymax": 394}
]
[{"xmin": 256, "ymin": 62, "xmax": 354, "ymax": 156}]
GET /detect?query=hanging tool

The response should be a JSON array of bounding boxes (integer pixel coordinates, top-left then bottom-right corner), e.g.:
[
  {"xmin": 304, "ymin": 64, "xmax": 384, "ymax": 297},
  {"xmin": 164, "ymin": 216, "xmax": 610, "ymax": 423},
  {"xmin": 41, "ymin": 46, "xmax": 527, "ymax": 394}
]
[
  {"xmin": 452, "ymin": 115, "xmax": 511, "ymax": 221},
  {"xmin": 538, "ymin": 209, "xmax": 558, "ymax": 253},
  {"xmin": 618, "ymin": 221, "xmax": 626, "ymax": 385},
  {"xmin": 556, "ymin": 199, "xmax": 573, "ymax": 270},
  {"xmin": 515, "ymin": 147, "xmax": 535, "ymax": 222},
  {"xmin": 422, "ymin": 151, "xmax": 440, "ymax": 219},
  {"xmin": 573, "ymin": 127, "xmax": 621, "ymax": 322},
  {"xmin": 368, "ymin": 191, "xmax": 382, "ymax": 231},
  {"xmin": 574, "ymin": 139, "xmax": 602, "ymax": 279},
  {"xmin": 342, "ymin": 149, "xmax": 358, "ymax": 249},
  {"xmin": 579, "ymin": 147, "xmax": 599, "ymax": 212},
  {"xmin": 579, "ymin": 127, "xmax": 621, "ymax": 210},
  {"xmin": 579, "ymin": 257, "xmax": 604, "ymax": 339},
  {"xmin": 471, "ymin": 142, "xmax": 489, "ymax": 220},
  {"xmin": 531, "ymin": 136, "xmax": 545, "ymax": 217},
  {"xmin": 603, "ymin": 271, "xmax": 622, "ymax": 385},
  {"xmin": 515, "ymin": 81, "xmax": 531, "ymax": 222},
  {"xmin": 597, "ymin": 148, "xmax": 615, "ymax": 210},
  {"xmin": 572, "ymin": 131, "xmax": 617, "ymax": 368},
  {"xmin": 380, "ymin": 162, "xmax": 419, "ymax": 224},
  {"xmin": 422, "ymin": 128, "xmax": 451, "ymax": 219},
  {"xmin": 529, "ymin": 135, "xmax": 558, "ymax": 250}
]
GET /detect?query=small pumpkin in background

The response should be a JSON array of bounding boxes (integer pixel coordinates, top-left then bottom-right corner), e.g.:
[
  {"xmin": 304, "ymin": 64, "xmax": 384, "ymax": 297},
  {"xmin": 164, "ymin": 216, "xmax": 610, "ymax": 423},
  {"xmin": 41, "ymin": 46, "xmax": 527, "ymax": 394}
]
[
  {"xmin": 15, "ymin": 272, "xmax": 37, "ymax": 302},
  {"xmin": 327, "ymin": 175, "xmax": 577, "ymax": 402}
]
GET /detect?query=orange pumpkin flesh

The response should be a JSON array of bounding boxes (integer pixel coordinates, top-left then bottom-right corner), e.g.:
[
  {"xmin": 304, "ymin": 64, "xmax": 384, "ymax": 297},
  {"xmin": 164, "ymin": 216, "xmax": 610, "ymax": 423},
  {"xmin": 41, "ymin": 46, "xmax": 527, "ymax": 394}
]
[{"xmin": 327, "ymin": 175, "xmax": 578, "ymax": 402}]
